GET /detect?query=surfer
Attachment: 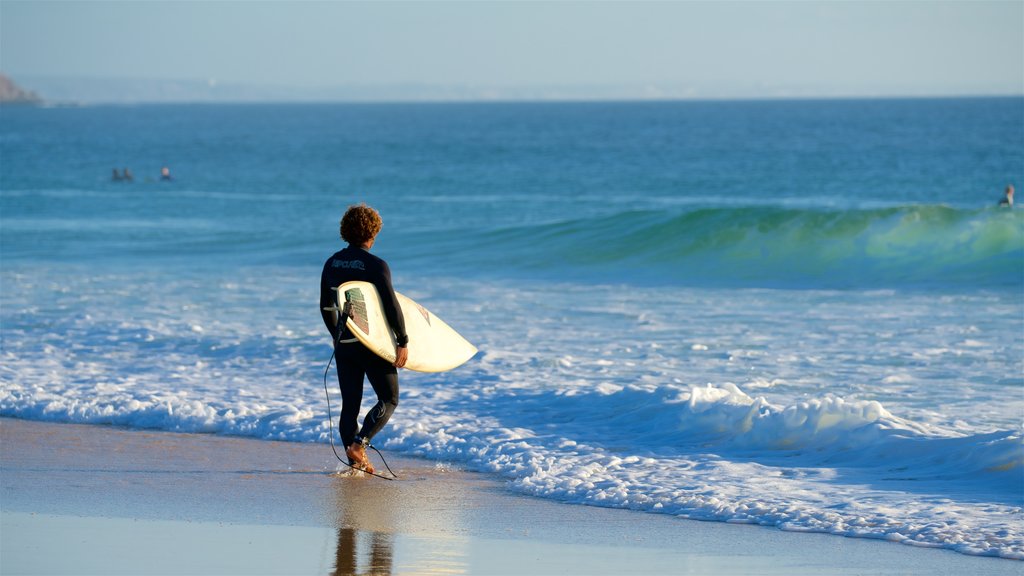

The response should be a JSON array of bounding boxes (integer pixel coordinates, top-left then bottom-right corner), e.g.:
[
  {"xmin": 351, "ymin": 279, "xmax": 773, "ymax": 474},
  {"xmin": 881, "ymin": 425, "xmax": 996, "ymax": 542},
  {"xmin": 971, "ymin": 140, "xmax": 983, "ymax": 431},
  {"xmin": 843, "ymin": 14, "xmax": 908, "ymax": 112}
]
[
  {"xmin": 320, "ymin": 203, "xmax": 408, "ymax": 474},
  {"xmin": 999, "ymin": 184, "xmax": 1014, "ymax": 208}
]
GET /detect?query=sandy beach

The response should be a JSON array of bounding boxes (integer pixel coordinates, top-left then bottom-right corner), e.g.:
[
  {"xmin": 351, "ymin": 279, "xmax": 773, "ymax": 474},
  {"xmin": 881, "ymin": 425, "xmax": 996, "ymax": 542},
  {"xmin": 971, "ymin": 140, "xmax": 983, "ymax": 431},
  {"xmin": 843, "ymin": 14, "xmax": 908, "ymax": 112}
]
[{"xmin": 1, "ymin": 418, "xmax": 1018, "ymax": 575}]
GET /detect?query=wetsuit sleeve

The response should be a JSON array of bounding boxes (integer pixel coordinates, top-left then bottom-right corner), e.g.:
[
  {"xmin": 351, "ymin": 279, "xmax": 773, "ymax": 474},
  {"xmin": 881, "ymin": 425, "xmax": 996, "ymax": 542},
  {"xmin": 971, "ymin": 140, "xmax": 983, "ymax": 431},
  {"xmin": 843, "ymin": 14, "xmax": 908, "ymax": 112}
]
[
  {"xmin": 320, "ymin": 258, "xmax": 339, "ymax": 341},
  {"xmin": 376, "ymin": 260, "xmax": 409, "ymax": 347}
]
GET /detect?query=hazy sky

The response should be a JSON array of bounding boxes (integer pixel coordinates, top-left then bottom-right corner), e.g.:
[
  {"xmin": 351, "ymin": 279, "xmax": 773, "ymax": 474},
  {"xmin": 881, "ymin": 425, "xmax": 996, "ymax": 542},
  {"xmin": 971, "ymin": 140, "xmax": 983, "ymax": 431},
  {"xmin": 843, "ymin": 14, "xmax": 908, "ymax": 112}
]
[{"xmin": 2, "ymin": 1, "xmax": 1022, "ymax": 100}]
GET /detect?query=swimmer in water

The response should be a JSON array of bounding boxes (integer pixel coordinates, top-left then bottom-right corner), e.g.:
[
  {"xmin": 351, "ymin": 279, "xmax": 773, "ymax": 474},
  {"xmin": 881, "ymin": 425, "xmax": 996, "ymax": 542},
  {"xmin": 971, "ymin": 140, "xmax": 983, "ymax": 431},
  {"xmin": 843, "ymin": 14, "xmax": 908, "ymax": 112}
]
[{"xmin": 998, "ymin": 185, "xmax": 1014, "ymax": 208}]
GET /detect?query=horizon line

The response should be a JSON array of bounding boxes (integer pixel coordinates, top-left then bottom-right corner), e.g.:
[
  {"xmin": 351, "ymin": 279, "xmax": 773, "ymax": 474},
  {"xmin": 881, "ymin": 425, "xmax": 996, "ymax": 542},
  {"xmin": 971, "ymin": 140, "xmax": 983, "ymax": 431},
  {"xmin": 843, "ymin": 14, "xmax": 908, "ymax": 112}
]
[
  {"xmin": 10, "ymin": 93, "xmax": 1024, "ymax": 108},
  {"xmin": 7, "ymin": 73, "xmax": 1022, "ymax": 106}
]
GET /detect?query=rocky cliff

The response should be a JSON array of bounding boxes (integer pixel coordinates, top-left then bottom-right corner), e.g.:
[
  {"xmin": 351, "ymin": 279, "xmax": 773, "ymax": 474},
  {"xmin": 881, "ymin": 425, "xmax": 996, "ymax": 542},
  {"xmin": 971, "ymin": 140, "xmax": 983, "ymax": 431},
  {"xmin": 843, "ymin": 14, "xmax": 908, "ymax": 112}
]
[{"xmin": 0, "ymin": 74, "xmax": 43, "ymax": 104}]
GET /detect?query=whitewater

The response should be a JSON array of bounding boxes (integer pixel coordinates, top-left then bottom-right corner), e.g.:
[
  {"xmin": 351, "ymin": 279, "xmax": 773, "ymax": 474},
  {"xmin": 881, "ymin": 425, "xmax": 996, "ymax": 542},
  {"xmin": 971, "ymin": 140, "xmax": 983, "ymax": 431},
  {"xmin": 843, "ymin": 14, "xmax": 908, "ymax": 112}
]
[
  {"xmin": 2, "ymin": 267, "xmax": 1021, "ymax": 558},
  {"xmin": 1, "ymin": 99, "xmax": 1022, "ymax": 560}
]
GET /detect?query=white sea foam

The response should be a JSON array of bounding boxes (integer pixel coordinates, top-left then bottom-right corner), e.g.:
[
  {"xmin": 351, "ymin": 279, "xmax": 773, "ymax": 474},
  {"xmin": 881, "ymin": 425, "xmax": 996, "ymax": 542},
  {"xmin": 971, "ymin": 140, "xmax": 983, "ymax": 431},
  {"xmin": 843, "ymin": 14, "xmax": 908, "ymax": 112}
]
[{"xmin": 1, "ymin": 266, "xmax": 1022, "ymax": 558}]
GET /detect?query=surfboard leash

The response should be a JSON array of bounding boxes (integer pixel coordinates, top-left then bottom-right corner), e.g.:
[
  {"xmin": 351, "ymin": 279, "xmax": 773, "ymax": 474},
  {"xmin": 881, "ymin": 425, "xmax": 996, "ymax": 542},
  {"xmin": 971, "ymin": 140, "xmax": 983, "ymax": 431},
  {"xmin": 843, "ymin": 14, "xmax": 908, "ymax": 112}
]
[{"xmin": 321, "ymin": 303, "xmax": 399, "ymax": 481}]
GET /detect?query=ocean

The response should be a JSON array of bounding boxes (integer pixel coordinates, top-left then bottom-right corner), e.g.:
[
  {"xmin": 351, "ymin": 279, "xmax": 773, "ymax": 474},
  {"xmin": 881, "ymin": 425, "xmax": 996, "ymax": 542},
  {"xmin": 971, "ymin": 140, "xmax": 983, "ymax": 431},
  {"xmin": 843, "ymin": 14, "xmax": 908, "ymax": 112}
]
[{"xmin": 2, "ymin": 98, "xmax": 1022, "ymax": 559}]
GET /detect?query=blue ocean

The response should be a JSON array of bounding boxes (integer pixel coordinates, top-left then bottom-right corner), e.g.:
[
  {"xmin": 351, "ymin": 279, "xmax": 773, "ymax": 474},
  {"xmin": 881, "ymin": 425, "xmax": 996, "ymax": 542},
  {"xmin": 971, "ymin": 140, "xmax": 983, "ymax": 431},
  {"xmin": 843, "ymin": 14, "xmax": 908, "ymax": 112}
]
[{"xmin": 2, "ymin": 98, "xmax": 1022, "ymax": 558}]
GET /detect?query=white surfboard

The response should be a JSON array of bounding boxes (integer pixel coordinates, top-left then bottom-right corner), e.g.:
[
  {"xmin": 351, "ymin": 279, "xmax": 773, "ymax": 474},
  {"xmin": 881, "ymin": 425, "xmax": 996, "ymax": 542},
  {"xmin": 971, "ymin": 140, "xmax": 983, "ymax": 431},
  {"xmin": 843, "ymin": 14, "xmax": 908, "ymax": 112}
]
[{"xmin": 329, "ymin": 281, "xmax": 477, "ymax": 373}]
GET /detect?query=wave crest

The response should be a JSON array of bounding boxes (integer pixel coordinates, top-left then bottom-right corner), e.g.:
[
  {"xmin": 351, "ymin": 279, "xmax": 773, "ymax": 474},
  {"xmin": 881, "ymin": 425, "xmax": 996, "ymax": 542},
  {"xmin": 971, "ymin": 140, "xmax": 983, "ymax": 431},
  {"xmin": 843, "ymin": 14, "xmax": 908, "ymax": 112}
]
[{"xmin": 451, "ymin": 205, "xmax": 1023, "ymax": 288}]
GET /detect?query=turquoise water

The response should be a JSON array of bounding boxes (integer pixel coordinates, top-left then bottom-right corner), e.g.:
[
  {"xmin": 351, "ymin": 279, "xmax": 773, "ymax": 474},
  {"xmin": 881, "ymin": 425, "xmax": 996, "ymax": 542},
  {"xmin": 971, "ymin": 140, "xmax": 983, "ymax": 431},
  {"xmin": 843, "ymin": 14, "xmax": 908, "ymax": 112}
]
[{"xmin": 2, "ymin": 98, "xmax": 1023, "ymax": 558}]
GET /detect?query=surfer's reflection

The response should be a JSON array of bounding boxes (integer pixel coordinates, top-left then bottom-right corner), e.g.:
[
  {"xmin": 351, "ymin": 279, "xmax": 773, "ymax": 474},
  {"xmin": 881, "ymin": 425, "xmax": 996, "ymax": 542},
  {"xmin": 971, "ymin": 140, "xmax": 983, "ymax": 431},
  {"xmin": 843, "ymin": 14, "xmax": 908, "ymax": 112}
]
[
  {"xmin": 331, "ymin": 527, "xmax": 393, "ymax": 576},
  {"xmin": 328, "ymin": 465, "xmax": 468, "ymax": 575}
]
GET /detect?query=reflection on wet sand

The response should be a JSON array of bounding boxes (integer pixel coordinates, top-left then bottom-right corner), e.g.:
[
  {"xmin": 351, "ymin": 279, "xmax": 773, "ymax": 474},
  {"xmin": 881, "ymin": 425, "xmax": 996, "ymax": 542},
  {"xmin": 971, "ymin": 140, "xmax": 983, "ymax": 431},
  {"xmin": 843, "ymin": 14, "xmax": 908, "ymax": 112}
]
[
  {"xmin": 329, "ymin": 468, "xmax": 471, "ymax": 575},
  {"xmin": 331, "ymin": 527, "xmax": 393, "ymax": 576}
]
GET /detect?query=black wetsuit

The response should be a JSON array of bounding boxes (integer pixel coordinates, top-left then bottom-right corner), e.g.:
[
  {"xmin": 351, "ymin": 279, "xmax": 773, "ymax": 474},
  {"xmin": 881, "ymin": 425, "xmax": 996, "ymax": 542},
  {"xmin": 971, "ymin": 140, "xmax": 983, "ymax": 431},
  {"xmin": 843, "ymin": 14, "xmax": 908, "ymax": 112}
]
[{"xmin": 320, "ymin": 245, "xmax": 408, "ymax": 447}]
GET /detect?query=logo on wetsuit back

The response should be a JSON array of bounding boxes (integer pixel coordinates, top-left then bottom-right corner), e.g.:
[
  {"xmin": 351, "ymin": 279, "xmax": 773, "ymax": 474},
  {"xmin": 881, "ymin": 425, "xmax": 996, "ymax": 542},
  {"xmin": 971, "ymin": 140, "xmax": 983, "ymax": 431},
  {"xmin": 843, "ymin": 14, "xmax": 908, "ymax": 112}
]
[{"xmin": 332, "ymin": 259, "xmax": 366, "ymax": 271}]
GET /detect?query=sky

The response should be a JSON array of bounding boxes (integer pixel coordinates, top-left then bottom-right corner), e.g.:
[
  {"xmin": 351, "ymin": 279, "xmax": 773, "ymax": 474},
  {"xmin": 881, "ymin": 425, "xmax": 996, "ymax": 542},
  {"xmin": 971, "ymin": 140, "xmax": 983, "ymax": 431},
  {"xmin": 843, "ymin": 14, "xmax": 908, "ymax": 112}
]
[{"xmin": 1, "ymin": 1, "xmax": 1022, "ymax": 102}]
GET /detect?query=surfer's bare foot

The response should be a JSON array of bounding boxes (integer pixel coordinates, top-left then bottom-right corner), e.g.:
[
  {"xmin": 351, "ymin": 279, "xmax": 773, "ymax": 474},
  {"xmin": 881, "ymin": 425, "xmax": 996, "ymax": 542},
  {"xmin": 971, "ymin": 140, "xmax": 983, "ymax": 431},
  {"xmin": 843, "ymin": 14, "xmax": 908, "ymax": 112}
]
[{"xmin": 346, "ymin": 442, "xmax": 375, "ymax": 474}]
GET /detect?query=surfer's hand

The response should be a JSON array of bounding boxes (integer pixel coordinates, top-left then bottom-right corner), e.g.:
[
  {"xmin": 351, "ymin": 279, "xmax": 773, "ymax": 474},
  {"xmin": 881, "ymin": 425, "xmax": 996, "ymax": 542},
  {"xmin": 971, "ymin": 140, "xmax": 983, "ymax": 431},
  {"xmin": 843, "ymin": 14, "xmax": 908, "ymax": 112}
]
[{"xmin": 394, "ymin": 346, "xmax": 408, "ymax": 369}]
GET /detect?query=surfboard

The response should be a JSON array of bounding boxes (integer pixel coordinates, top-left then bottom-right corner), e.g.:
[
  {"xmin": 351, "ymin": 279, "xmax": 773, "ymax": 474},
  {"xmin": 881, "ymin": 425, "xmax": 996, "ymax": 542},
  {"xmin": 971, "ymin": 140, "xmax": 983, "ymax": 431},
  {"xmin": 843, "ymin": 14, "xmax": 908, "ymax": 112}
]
[{"xmin": 329, "ymin": 281, "xmax": 477, "ymax": 373}]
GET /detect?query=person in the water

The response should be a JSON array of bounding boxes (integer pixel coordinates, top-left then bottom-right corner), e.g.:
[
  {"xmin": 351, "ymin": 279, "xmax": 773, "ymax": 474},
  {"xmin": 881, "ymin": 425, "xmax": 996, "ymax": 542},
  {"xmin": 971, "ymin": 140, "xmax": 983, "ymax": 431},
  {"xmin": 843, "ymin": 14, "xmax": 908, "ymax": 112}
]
[
  {"xmin": 319, "ymin": 204, "xmax": 408, "ymax": 473},
  {"xmin": 999, "ymin": 184, "xmax": 1014, "ymax": 208}
]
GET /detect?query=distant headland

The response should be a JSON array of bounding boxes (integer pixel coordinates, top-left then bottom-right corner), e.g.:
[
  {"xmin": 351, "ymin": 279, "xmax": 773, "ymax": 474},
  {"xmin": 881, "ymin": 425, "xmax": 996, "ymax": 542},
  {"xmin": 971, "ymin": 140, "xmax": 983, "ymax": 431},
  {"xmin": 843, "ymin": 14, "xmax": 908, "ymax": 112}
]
[{"xmin": 0, "ymin": 74, "xmax": 43, "ymax": 105}]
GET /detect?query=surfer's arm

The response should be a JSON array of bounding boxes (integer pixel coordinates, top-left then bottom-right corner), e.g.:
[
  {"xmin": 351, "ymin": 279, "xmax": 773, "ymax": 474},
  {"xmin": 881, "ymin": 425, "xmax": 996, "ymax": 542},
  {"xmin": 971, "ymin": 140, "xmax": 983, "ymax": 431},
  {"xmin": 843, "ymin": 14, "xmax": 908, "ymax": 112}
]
[
  {"xmin": 321, "ymin": 307, "xmax": 338, "ymax": 340},
  {"xmin": 375, "ymin": 262, "xmax": 409, "ymax": 347},
  {"xmin": 319, "ymin": 263, "xmax": 340, "ymax": 340}
]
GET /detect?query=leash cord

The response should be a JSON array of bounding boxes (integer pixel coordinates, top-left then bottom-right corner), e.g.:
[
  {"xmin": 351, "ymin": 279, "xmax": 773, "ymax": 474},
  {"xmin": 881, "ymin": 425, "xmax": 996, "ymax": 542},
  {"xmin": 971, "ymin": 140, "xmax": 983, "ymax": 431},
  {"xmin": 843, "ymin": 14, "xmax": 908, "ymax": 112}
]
[{"xmin": 322, "ymin": 344, "xmax": 398, "ymax": 481}]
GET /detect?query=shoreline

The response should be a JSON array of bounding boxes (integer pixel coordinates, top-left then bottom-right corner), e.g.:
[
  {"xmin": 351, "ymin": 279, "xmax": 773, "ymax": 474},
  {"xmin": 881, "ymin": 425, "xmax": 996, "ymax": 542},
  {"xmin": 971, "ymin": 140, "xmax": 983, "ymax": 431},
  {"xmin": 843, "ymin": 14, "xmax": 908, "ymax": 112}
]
[{"xmin": 1, "ymin": 418, "xmax": 1018, "ymax": 575}]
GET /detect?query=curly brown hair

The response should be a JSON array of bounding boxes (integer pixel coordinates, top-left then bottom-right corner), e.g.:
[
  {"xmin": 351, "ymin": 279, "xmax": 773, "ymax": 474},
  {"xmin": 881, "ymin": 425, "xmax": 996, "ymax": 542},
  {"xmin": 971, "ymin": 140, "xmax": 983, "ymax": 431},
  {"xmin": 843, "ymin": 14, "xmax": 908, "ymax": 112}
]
[{"xmin": 340, "ymin": 203, "xmax": 383, "ymax": 246}]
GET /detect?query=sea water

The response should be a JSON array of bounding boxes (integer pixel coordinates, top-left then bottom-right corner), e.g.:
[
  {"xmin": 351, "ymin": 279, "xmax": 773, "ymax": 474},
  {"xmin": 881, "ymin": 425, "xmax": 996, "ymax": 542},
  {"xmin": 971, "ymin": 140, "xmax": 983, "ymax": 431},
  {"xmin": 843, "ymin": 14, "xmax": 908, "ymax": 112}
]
[{"xmin": 2, "ymin": 99, "xmax": 1022, "ymax": 559}]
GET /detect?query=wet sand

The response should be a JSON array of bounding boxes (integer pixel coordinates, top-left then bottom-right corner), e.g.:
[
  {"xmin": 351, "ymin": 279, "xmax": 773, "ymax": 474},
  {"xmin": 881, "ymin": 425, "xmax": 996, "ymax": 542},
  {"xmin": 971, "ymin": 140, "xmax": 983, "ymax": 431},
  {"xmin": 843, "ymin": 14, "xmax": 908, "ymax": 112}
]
[{"xmin": 1, "ymin": 418, "xmax": 1018, "ymax": 575}]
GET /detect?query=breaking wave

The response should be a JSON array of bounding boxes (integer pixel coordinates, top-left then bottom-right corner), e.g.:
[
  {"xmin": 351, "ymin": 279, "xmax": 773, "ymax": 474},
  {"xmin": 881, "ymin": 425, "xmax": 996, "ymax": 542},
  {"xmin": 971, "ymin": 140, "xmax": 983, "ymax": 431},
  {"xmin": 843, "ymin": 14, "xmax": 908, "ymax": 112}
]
[{"xmin": 428, "ymin": 205, "xmax": 1023, "ymax": 289}]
